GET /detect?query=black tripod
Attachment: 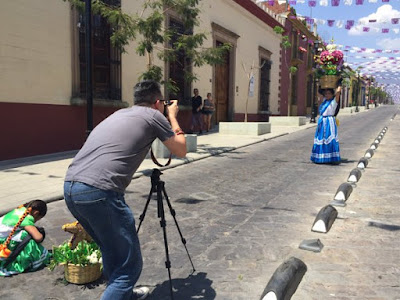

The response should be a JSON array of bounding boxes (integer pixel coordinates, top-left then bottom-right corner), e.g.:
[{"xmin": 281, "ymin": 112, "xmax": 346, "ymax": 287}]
[{"xmin": 136, "ymin": 169, "xmax": 196, "ymax": 299}]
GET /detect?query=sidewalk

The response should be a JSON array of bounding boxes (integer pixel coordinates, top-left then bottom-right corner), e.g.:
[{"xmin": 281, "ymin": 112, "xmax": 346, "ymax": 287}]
[{"xmin": 0, "ymin": 121, "xmax": 317, "ymax": 215}]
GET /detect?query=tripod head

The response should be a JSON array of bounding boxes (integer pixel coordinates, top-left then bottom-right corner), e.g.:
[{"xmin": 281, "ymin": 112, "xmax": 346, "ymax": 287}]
[{"xmin": 151, "ymin": 169, "xmax": 163, "ymax": 191}]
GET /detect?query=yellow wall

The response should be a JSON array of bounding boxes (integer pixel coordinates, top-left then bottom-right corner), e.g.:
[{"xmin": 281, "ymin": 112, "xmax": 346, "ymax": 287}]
[
  {"xmin": 0, "ymin": 0, "xmax": 72, "ymax": 105},
  {"xmin": 1, "ymin": 0, "xmax": 281, "ymax": 114}
]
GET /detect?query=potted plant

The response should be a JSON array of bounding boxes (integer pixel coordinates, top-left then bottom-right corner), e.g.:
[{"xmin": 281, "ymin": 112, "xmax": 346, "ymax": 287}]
[{"xmin": 49, "ymin": 240, "xmax": 102, "ymax": 284}]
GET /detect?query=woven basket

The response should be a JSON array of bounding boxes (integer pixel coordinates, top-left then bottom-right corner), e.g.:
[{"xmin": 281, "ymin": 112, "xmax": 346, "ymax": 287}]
[
  {"xmin": 319, "ymin": 75, "xmax": 339, "ymax": 89},
  {"xmin": 64, "ymin": 263, "xmax": 102, "ymax": 284}
]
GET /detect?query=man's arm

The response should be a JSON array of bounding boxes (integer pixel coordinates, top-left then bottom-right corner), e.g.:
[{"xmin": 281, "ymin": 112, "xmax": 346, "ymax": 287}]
[
  {"xmin": 335, "ymin": 86, "xmax": 342, "ymax": 103},
  {"xmin": 162, "ymin": 101, "xmax": 187, "ymax": 158}
]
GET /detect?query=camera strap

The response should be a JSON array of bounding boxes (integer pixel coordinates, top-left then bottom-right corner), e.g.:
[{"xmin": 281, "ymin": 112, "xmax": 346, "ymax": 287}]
[{"xmin": 150, "ymin": 148, "xmax": 172, "ymax": 167}]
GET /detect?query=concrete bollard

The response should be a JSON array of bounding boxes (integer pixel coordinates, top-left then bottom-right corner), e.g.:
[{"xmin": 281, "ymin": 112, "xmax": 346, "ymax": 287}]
[
  {"xmin": 357, "ymin": 158, "xmax": 369, "ymax": 169},
  {"xmin": 371, "ymin": 142, "xmax": 379, "ymax": 150},
  {"xmin": 331, "ymin": 183, "xmax": 353, "ymax": 206},
  {"xmin": 348, "ymin": 168, "xmax": 362, "ymax": 183},
  {"xmin": 311, "ymin": 205, "xmax": 338, "ymax": 233},
  {"xmin": 364, "ymin": 149, "xmax": 374, "ymax": 159},
  {"xmin": 260, "ymin": 257, "xmax": 307, "ymax": 300}
]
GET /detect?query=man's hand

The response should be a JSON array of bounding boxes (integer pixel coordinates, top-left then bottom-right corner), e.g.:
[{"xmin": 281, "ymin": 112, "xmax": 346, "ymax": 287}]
[{"xmin": 166, "ymin": 100, "xmax": 179, "ymax": 119}]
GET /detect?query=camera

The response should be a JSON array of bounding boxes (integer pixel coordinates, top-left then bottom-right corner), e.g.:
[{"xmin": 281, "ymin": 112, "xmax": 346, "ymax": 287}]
[{"xmin": 163, "ymin": 100, "xmax": 172, "ymax": 116}]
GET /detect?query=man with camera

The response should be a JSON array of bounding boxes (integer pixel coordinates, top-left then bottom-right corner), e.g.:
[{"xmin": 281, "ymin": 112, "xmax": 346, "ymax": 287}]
[{"xmin": 63, "ymin": 80, "xmax": 186, "ymax": 300}]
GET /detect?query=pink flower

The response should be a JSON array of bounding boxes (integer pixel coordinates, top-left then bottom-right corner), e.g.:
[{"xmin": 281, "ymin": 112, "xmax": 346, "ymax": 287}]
[{"xmin": 299, "ymin": 46, "xmax": 307, "ymax": 53}]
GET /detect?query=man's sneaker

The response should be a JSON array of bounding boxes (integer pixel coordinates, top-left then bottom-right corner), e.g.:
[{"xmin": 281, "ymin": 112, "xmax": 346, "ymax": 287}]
[{"xmin": 133, "ymin": 286, "xmax": 149, "ymax": 300}]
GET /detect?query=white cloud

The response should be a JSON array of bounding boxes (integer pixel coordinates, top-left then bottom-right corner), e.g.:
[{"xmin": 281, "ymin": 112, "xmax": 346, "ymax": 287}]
[
  {"xmin": 348, "ymin": 5, "xmax": 400, "ymax": 36},
  {"xmin": 376, "ymin": 38, "xmax": 400, "ymax": 50}
]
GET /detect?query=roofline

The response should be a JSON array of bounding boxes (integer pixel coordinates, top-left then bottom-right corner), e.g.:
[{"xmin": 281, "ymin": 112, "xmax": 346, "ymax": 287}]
[{"xmin": 232, "ymin": 0, "xmax": 283, "ymax": 29}]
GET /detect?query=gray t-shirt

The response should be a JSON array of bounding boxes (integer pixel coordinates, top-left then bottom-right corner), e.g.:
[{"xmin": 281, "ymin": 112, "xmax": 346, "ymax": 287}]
[{"xmin": 65, "ymin": 106, "xmax": 174, "ymax": 193}]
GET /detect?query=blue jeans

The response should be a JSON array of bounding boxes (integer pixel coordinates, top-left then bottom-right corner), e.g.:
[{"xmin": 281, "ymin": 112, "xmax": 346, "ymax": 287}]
[{"xmin": 64, "ymin": 181, "xmax": 143, "ymax": 300}]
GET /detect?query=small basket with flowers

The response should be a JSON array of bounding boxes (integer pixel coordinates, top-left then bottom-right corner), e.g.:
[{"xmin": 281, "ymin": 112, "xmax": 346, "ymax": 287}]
[{"xmin": 49, "ymin": 240, "xmax": 102, "ymax": 284}]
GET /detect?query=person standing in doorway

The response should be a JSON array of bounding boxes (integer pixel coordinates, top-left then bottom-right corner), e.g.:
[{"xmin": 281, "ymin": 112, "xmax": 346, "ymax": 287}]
[
  {"xmin": 190, "ymin": 88, "xmax": 203, "ymax": 134},
  {"xmin": 201, "ymin": 93, "xmax": 215, "ymax": 132}
]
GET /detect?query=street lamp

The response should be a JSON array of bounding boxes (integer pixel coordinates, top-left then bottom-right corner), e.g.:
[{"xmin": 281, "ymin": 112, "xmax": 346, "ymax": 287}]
[
  {"xmin": 354, "ymin": 69, "xmax": 362, "ymax": 113},
  {"xmin": 310, "ymin": 40, "xmax": 321, "ymax": 123}
]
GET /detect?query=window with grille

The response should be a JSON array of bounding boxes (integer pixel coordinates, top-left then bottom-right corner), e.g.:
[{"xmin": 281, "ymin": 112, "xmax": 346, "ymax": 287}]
[
  {"xmin": 291, "ymin": 73, "xmax": 298, "ymax": 105},
  {"xmin": 259, "ymin": 58, "xmax": 271, "ymax": 112},
  {"xmin": 168, "ymin": 19, "xmax": 192, "ymax": 106},
  {"xmin": 78, "ymin": 0, "xmax": 121, "ymax": 100}
]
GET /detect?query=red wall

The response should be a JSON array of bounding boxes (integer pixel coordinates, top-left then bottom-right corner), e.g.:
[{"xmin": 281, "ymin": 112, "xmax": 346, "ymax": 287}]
[
  {"xmin": 0, "ymin": 102, "xmax": 195, "ymax": 161},
  {"xmin": 0, "ymin": 102, "xmax": 120, "ymax": 161}
]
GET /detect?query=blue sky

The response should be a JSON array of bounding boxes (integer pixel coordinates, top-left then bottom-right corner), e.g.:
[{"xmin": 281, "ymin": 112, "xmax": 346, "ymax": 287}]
[{"xmin": 288, "ymin": 1, "xmax": 400, "ymax": 101}]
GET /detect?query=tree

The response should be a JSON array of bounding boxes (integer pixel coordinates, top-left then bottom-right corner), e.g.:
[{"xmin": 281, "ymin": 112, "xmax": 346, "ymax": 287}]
[{"xmin": 64, "ymin": 0, "xmax": 230, "ymax": 95}]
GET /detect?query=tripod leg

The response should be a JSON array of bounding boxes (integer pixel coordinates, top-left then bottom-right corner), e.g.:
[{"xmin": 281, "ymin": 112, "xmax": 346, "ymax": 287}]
[
  {"xmin": 162, "ymin": 185, "xmax": 196, "ymax": 274},
  {"xmin": 136, "ymin": 186, "xmax": 154, "ymax": 233},
  {"xmin": 158, "ymin": 182, "xmax": 174, "ymax": 300}
]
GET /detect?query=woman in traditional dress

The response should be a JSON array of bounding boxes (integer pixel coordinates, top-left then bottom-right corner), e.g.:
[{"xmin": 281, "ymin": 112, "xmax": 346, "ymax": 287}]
[
  {"xmin": 310, "ymin": 85, "xmax": 341, "ymax": 164},
  {"xmin": 0, "ymin": 200, "xmax": 51, "ymax": 276}
]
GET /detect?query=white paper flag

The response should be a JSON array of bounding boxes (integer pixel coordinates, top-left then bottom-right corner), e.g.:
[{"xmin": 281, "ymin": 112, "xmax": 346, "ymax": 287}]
[
  {"xmin": 344, "ymin": 0, "xmax": 352, "ymax": 5},
  {"xmin": 336, "ymin": 20, "xmax": 344, "ymax": 28},
  {"xmin": 319, "ymin": 0, "xmax": 329, "ymax": 6}
]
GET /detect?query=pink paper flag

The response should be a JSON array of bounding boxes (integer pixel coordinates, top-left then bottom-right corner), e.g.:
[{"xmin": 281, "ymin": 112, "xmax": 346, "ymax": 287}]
[
  {"xmin": 363, "ymin": 27, "xmax": 370, "ymax": 32},
  {"xmin": 308, "ymin": 0, "xmax": 316, "ymax": 6},
  {"xmin": 331, "ymin": 0, "xmax": 340, "ymax": 6},
  {"xmin": 268, "ymin": 0, "xmax": 274, "ymax": 5},
  {"xmin": 345, "ymin": 24, "xmax": 352, "ymax": 30},
  {"xmin": 289, "ymin": 0, "xmax": 297, "ymax": 4},
  {"xmin": 391, "ymin": 18, "xmax": 399, "ymax": 24},
  {"xmin": 382, "ymin": 0, "xmax": 389, "ymax": 2},
  {"xmin": 382, "ymin": 28, "xmax": 389, "ymax": 33},
  {"xmin": 328, "ymin": 20, "xmax": 335, "ymax": 27},
  {"xmin": 356, "ymin": 0, "xmax": 363, "ymax": 4},
  {"xmin": 347, "ymin": 20, "xmax": 354, "ymax": 26}
]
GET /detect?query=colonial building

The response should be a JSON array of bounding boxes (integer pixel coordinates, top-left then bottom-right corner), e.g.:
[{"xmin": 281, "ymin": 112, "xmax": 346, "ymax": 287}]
[{"xmin": 1, "ymin": 0, "xmax": 284, "ymax": 160}]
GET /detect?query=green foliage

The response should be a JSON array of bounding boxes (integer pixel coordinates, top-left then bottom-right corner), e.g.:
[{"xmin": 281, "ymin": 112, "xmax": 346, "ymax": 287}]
[
  {"xmin": 139, "ymin": 65, "xmax": 163, "ymax": 82},
  {"xmin": 273, "ymin": 26, "xmax": 285, "ymax": 35},
  {"xmin": 289, "ymin": 66, "xmax": 298, "ymax": 74},
  {"xmin": 49, "ymin": 240, "xmax": 101, "ymax": 271},
  {"xmin": 273, "ymin": 26, "xmax": 291, "ymax": 49},
  {"xmin": 281, "ymin": 36, "xmax": 291, "ymax": 49}
]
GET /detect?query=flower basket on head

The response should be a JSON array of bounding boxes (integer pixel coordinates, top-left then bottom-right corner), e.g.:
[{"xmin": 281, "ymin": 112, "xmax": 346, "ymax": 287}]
[
  {"xmin": 314, "ymin": 43, "xmax": 344, "ymax": 89},
  {"xmin": 320, "ymin": 75, "xmax": 340, "ymax": 89}
]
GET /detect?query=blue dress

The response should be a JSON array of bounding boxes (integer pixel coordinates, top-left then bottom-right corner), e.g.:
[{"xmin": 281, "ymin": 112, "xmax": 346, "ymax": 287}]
[{"xmin": 310, "ymin": 98, "xmax": 341, "ymax": 164}]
